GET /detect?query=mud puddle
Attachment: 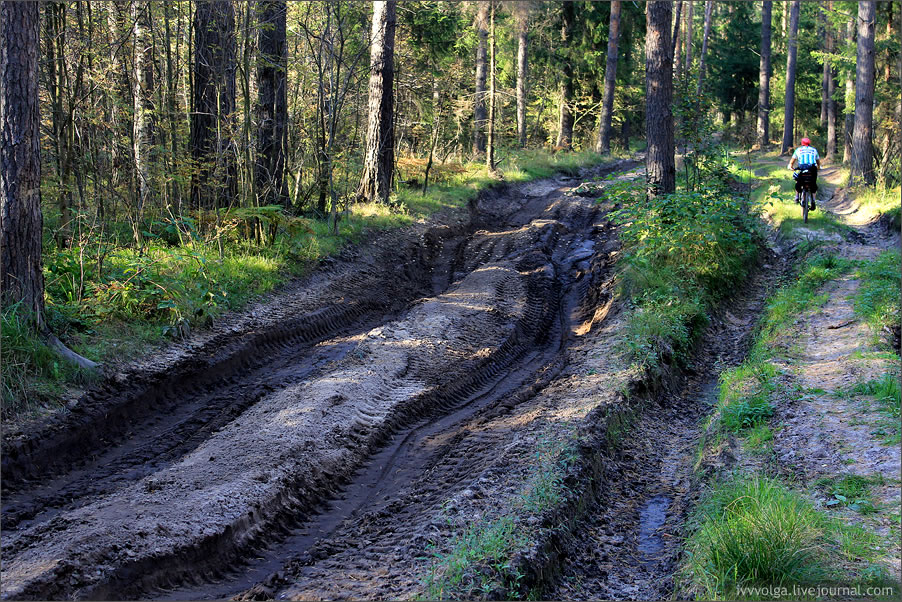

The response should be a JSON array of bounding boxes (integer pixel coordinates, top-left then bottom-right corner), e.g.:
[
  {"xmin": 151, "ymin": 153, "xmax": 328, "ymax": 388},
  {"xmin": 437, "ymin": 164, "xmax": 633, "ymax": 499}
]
[{"xmin": 551, "ymin": 250, "xmax": 785, "ymax": 600}]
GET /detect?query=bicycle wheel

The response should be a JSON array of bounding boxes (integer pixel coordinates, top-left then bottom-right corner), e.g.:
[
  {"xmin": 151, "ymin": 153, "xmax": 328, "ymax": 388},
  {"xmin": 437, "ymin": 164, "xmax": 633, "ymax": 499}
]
[{"xmin": 802, "ymin": 190, "xmax": 810, "ymax": 223}]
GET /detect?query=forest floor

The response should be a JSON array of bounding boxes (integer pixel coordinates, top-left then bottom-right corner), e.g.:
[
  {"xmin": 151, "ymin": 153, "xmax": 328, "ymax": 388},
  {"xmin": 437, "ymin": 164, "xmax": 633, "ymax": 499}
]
[{"xmin": 1, "ymin": 152, "xmax": 898, "ymax": 602}]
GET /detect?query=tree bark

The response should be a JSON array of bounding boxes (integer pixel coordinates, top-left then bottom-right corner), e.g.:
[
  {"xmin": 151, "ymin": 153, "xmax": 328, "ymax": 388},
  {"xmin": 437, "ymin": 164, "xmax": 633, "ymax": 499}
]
[
  {"xmin": 254, "ymin": 0, "xmax": 288, "ymax": 208},
  {"xmin": 826, "ymin": 0, "xmax": 837, "ymax": 160},
  {"xmin": 818, "ymin": 2, "xmax": 829, "ymax": 125},
  {"xmin": 555, "ymin": 0, "xmax": 575, "ymax": 150},
  {"xmin": 780, "ymin": 0, "xmax": 800, "ymax": 155},
  {"xmin": 516, "ymin": 4, "xmax": 528, "ymax": 148},
  {"xmin": 486, "ymin": 0, "xmax": 496, "ymax": 171},
  {"xmin": 757, "ymin": 1, "xmax": 772, "ymax": 148},
  {"xmin": 849, "ymin": 0, "xmax": 877, "ymax": 185},
  {"xmin": 1, "ymin": 0, "xmax": 45, "ymax": 328},
  {"xmin": 472, "ymin": 1, "xmax": 488, "ymax": 156},
  {"xmin": 645, "ymin": 0, "xmax": 675, "ymax": 196},
  {"xmin": 671, "ymin": 0, "xmax": 683, "ymax": 61},
  {"xmin": 596, "ymin": 0, "xmax": 621, "ymax": 154},
  {"xmin": 674, "ymin": 5, "xmax": 684, "ymax": 82},
  {"xmin": 358, "ymin": 1, "xmax": 396, "ymax": 204},
  {"xmin": 190, "ymin": 0, "xmax": 237, "ymax": 210},
  {"xmin": 696, "ymin": 1, "xmax": 713, "ymax": 93},
  {"xmin": 133, "ymin": 0, "xmax": 154, "ymax": 244},
  {"xmin": 685, "ymin": 0, "xmax": 693, "ymax": 73},
  {"xmin": 843, "ymin": 18, "xmax": 856, "ymax": 164}
]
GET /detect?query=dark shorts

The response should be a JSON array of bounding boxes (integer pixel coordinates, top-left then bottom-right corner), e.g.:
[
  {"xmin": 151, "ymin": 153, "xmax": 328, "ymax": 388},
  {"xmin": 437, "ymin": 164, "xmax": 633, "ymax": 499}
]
[{"xmin": 794, "ymin": 167, "xmax": 818, "ymax": 194}]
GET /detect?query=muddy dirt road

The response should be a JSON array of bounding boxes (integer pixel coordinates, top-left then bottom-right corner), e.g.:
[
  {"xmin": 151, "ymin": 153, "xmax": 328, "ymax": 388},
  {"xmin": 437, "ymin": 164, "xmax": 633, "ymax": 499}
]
[{"xmin": 1, "ymin": 160, "xmax": 636, "ymax": 600}]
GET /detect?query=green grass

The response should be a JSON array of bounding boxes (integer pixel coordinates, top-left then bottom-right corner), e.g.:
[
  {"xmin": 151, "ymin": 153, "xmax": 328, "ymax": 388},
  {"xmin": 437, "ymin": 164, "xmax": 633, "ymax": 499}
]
[
  {"xmin": 606, "ymin": 165, "xmax": 762, "ymax": 374},
  {"xmin": 854, "ymin": 251, "xmax": 901, "ymax": 342},
  {"xmin": 679, "ymin": 476, "xmax": 898, "ymax": 600},
  {"xmin": 849, "ymin": 185, "xmax": 902, "ymax": 226},
  {"xmin": 422, "ymin": 430, "xmax": 579, "ymax": 600},
  {"xmin": 6, "ymin": 149, "xmax": 611, "ymax": 420},
  {"xmin": 750, "ymin": 162, "xmax": 849, "ymax": 238},
  {"xmin": 1, "ymin": 303, "xmax": 98, "ymax": 418},
  {"xmin": 814, "ymin": 474, "xmax": 885, "ymax": 515},
  {"xmin": 845, "ymin": 372, "xmax": 902, "ymax": 445}
]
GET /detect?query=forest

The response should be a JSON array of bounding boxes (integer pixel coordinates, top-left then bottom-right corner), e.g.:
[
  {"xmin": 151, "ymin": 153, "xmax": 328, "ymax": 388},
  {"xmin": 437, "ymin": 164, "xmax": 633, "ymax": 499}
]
[{"xmin": 1, "ymin": 1, "xmax": 901, "ymax": 601}]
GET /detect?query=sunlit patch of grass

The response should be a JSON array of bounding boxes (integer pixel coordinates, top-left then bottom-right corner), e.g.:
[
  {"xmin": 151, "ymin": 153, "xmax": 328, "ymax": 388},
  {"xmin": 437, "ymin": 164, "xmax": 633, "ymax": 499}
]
[
  {"xmin": 678, "ymin": 475, "xmax": 899, "ymax": 600},
  {"xmin": 850, "ymin": 185, "xmax": 902, "ymax": 226},
  {"xmin": 750, "ymin": 162, "xmax": 849, "ymax": 237},
  {"xmin": 854, "ymin": 251, "xmax": 901, "ymax": 344}
]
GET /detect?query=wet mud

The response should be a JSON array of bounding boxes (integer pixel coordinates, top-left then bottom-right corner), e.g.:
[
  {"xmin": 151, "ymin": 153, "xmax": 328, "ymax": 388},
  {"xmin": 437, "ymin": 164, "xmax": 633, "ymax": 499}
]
[{"xmin": 1, "ymin": 160, "xmax": 636, "ymax": 600}]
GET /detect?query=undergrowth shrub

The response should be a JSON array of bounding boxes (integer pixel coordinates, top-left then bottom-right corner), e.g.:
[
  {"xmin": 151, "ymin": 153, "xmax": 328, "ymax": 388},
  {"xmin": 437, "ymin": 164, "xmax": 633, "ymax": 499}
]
[
  {"xmin": 605, "ymin": 166, "xmax": 761, "ymax": 373},
  {"xmin": 680, "ymin": 476, "xmax": 827, "ymax": 600},
  {"xmin": 854, "ymin": 251, "xmax": 901, "ymax": 342}
]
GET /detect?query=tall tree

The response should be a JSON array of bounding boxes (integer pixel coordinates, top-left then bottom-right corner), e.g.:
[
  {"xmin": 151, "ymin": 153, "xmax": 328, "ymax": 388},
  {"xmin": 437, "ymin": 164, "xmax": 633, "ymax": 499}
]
[
  {"xmin": 757, "ymin": 1, "xmax": 773, "ymax": 148},
  {"xmin": 671, "ymin": 0, "xmax": 683, "ymax": 61},
  {"xmin": 472, "ymin": 1, "xmax": 488, "ymax": 156},
  {"xmin": 645, "ymin": 0, "xmax": 675, "ymax": 196},
  {"xmin": 843, "ymin": 18, "xmax": 856, "ymax": 164},
  {"xmin": 780, "ymin": 0, "xmax": 800, "ymax": 155},
  {"xmin": 133, "ymin": 0, "xmax": 155, "ymax": 245},
  {"xmin": 684, "ymin": 0, "xmax": 694, "ymax": 74},
  {"xmin": 254, "ymin": 0, "xmax": 288, "ymax": 208},
  {"xmin": 696, "ymin": 0, "xmax": 713, "ymax": 93},
  {"xmin": 486, "ymin": 0, "xmax": 496, "ymax": 171},
  {"xmin": 190, "ymin": 0, "xmax": 237, "ymax": 209},
  {"xmin": 596, "ymin": 0, "xmax": 621, "ymax": 154},
  {"xmin": 358, "ymin": 1, "xmax": 396, "ymax": 204},
  {"xmin": 515, "ymin": 2, "xmax": 529, "ymax": 148},
  {"xmin": 1, "ymin": 0, "xmax": 44, "ymax": 329},
  {"xmin": 818, "ymin": 2, "xmax": 829, "ymax": 125},
  {"xmin": 555, "ymin": 0, "xmax": 576, "ymax": 150},
  {"xmin": 825, "ymin": 0, "xmax": 837, "ymax": 160},
  {"xmin": 849, "ymin": 0, "xmax": 876, "ymax": 185}
]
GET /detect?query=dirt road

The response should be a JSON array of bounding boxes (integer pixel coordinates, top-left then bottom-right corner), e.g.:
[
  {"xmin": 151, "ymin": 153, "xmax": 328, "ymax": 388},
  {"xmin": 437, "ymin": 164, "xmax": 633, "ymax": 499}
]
[{"xmin": 1, "ymin": 160, "xmax": 636, "ymax": 600}]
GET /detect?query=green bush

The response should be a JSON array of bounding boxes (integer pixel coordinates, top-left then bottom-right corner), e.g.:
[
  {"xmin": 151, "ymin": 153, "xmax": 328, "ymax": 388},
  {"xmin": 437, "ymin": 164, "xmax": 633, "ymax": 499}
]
[
  {"xmin": 606, "ymin": 172, "xmax": 761, "ymax": 372},
  {"xmin": 681, "ymin": 476, "xmax": 827, "ymax": 600},
  {"xmin": 854, "ymin": 251, "xmax": 901, "ymax": 339}
]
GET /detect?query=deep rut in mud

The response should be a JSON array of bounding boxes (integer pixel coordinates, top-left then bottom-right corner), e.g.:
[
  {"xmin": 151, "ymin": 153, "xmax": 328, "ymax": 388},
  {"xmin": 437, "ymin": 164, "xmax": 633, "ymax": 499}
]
[{"xmin": 1, "ymin": 160, "xmax": 635, "ymax": 601}]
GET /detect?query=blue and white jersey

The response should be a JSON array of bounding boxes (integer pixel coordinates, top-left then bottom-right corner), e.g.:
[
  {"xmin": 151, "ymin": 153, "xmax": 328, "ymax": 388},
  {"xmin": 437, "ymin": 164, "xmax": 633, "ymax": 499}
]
[{"xmin": 792, "ymin": 145, "xmax": 820, "ymax": 167}]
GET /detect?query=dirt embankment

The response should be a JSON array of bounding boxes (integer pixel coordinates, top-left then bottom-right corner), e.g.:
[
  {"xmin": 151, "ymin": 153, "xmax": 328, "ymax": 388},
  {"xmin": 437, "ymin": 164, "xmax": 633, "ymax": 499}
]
[{"xmin": 1, "ymin": 159, "xmax": 636, "ymax": 600}]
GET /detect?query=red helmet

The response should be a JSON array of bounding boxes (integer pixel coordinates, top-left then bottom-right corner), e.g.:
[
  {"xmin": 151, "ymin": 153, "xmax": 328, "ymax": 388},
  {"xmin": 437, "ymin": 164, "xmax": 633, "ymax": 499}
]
[{"xmin": 801, "ymin": 137, "xmax": 811, "ymax": 146}]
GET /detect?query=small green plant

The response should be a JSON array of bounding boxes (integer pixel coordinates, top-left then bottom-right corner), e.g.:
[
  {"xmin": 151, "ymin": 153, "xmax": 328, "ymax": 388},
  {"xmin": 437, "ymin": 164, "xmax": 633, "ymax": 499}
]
[
  {"xmin": 815, "ymin": 475, "xmax": 883, "ymax": 515},
  {"xmin": 680, "ymin": 476, "xmax": 827, "ymax": 600},
  {"xmin": 854, "ymin": 251, "xmax": 901, "ymax": 343}
]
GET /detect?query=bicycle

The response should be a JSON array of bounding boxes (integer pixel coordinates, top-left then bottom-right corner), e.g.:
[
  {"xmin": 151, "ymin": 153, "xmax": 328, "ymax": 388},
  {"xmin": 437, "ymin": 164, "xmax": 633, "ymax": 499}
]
[{"xmin": 793, "ymin": 167, "xmax": 817, "ymax": 223}]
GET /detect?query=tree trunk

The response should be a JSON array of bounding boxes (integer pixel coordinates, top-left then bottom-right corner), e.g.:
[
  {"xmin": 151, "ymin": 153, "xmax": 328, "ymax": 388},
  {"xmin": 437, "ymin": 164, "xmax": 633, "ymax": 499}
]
[
  {"xmin": 818, "ymin": 3, "xmax": 830, "ymax": 126},
  {"xmin": 472, "ymin": 1, "xmax": 488, "ymax": 156},
  {"xmin": 671, "ymin": 0, "xmax": 683, "ymax": 61},
  {"xmin": 645, "ymin": 0, "xmax": 675, "ymax": 196},
  {"xmin": 843, "ymin": 18, "xmax": 856, "ymax": 164},
  {"xmin": 780, "ymin": 0, "xmax": 800, "ymax": 155},
  {"xmin": 849, "ymin": 0, "xmax": 876, "ymax": 185},
  {"xmin": 358, "ymin": 1, "xmax": 396, "ymax": 204},
  {"xmin": 486, "ymin": 1, "xmax": 496, "ymax": 171},
  {"xmin": 1, "ymin": 0, "xmax": 45, "ymax": 329},
  {"xmin": 254, "ymin": 0, "xmax": 288, "ymax": 208},
  {"xmin": 757, "ymin": 1, "xmax": 772, "ymax": 148},
  {"xmin": 555, "ymin": 0, "xmax": 575, "ymax": 150},
  {"xmin": 674, "ymin": 6, "xmax": 684, "ymax": 82},
  {"xmin": 685, "ymin": 0, "xmax": 693, "ymax": 73},
  {"xmin": 133, "ymin": 0, "xmax": 154, "ymax": 245},
  {"xmin": 190, "ymin": 0, "xmax": 237, "ymax": 210},
  {"xmin": 826, "ymin": 0, "xmax": 837, "ymax": 160},
  {"xmin": 516, "ymin": 5, "xmax": 528, "ymax": 148},
  {"xmin": 596, "ymin": 0, "xmax": 621, "ymax": 154},
  {"xmin": 696, "ymin": 1, "xmax": 713, "ymax": 93}
]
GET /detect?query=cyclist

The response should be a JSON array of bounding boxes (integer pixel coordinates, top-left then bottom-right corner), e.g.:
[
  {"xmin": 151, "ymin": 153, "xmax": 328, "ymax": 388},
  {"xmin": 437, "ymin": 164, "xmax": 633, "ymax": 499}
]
[{"xmin": 787, "ymin": 137, "xmax": 821, "ymax": 211}]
